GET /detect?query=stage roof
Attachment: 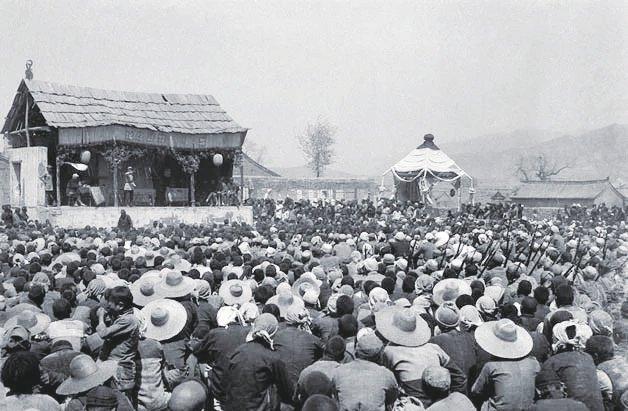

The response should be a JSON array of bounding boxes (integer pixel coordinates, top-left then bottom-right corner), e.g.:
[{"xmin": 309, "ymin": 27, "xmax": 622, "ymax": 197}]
[{"xmin": 2, "ymin": 80, "xmax": 247, "ymax": 149}]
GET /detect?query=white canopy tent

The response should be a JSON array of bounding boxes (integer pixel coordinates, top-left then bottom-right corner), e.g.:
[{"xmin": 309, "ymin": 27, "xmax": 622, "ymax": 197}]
[{"xmin": 382, "ymin": 134, "xmax": 473, "ymax": 207}]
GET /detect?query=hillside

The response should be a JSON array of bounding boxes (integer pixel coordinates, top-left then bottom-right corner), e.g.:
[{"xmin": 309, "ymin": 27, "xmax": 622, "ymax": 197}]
[{"xmin": 441, "ymin": 124, "xmax": 628, "ymax": 184}]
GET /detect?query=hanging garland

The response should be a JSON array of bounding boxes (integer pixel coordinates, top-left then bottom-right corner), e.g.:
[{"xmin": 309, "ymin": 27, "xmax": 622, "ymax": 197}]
[
  {"xmin": 99, "ymin": 145, "xmax": 145, "ymax": 170},
  {"xmin": 56, "ymin": 146, "xmax": 78, "ymax": 163},
  {"xmin": 173, "ymin": 152, "xmax": 201, "ymax": 174}
]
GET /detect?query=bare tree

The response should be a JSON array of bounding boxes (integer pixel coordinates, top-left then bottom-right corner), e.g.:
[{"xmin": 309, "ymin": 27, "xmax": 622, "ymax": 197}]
[
  {"xmin": 242, "ymin": 140, "xmax": 268, "ymax": 164},
  {"xmin": 515, "ymin": 155, "xmax": 531, "ymax": 182},
  {"xmin": 534, "ymin": 154, "xmax": 568, "ymax": 181},
  {"xmin": 515, "ymin": 154, "xmax": 568, "ymax": 181},
  {"xmin": 297, "ymin": 119, "xmax": 336, "ymax": 178}
]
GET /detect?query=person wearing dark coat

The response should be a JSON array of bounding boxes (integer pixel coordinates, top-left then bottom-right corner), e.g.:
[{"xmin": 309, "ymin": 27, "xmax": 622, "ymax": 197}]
[
  {"xmin": 273, "ymin": 308, "xmax": 325, "ymax": 390},
  {"xmin": 201, "ymin": 317, "xmax": 251, "ymax": 405},
  {"xmin": 39, "ymin": 340, "xmax": 82, "ymax": 402},
  {"xmin": 224, "ymin": 314, "xmax": 294, "ymax": 411},
  {"xmin": 540, "ymin": 321, "xmax": 603, "ymax": 411},
  {"xmin": 117, "ymin": 210, "xmax": 133, "ymax": 232}
]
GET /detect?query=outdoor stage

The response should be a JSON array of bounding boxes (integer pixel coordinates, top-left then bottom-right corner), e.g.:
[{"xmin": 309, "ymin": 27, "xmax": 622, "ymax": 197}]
[{"xmin": 27, "ymin": 206, "xmax": 253, "ymax": 228}]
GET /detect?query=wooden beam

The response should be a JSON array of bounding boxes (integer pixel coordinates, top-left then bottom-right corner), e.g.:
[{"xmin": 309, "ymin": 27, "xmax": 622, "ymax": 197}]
[
  {"xmin": 8, "ymin": 126, "xmax": 51, "ymax": 135},
  {"xmin": 25, "ymin": 93, "xmax": 30, "ymax": 147}
]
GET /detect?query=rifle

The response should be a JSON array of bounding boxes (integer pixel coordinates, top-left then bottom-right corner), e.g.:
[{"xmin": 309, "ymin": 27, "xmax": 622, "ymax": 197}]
[
  {"xmin": 439, "ymin": 236, "xmax": 452, "ymax": 268},
  {"xmin": 503, "ymin": 218, "xmax": 512, "ymax": 267},
  {"xmin": 527, "ymin": 240, "xmax": 550, "ymax": 276},
  {"xmin": 406, "ymin": 234, "xmax": 419, "ymax": 273},
  {"xmin": 478, "ymin": 240, "xmax": 501, "ymax": 278},
  {"xmin": 602, "ymin": 230, "xmax": 609, "ymax": 260},
  {"xmin": 562, "ymin": 233, "xmax": 582, "ymax": 278},
  {"xmin": 525, "ymin": 224, "xmax": 541, "ymax": 266}
]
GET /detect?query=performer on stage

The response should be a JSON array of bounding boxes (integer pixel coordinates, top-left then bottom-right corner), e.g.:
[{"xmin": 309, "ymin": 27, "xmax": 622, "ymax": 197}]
[
  {"xmin": 123, "ymin": 166, "xmax": 136, "ymax": 206},
  {"xmin": 66, "ymin": 174, "xmax": 80, "ymax": 206},
  {"xmin": 40, "ymin": 165, "xmax": 55, "ymax": 206}
]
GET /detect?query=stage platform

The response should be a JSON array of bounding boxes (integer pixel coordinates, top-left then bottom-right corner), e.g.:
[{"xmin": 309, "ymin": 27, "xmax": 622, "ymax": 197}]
[{"xmin": 27, "ymin": 206, "xmax": 253, "ymax": 228}]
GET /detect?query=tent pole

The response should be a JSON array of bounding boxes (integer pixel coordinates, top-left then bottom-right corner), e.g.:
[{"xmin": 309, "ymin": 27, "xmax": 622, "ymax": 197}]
[{"xmin": 457, "ymin": 180, "xmax": 462, "ymax": 212}]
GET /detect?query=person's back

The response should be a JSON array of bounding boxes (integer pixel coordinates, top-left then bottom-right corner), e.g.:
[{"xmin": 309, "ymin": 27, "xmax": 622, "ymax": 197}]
[
  {"xmin": 382, "ymin": 342, "xmax": 465, "ymax": 399},
  {"xmin": 5, "ymin": 393, "xmax": 60, "ymax": 411},
  {"xmin": 224, "ymin": 339, "xmax": 293, "ymax": 410},
  {"xmin": 529, "ymin": 397, "xmax": 588, "ymax": 411},
  {"xmin": 598, "ymin": 356, "xmax": 628, "ymax": 407},
  {"xmin": 274, "ymin": 326, "xmax": 324, "ymax": 387},
  {"xmin": 542, "ymin": 350, "xmax": 603, "ymax": 411},
  {"xmin": 471, "ymin": 356, "xmax": 540, "ymax": 410},
  {"xmin": 137, "ymin": 338, "xmax": 170, "ymax": 411},
  {"xmin": 332, "ymin": 358, "xmax": 397, "ymax": 411},
  {"xmin": 430, "ymin": 329, "xmax": 477, "ymax": 379},
  {"xmin": 206, "ymin": 324, "xmax": 251, "ymax": 402},
  {"xmin": 426, "ymin": 391, "xmax": 475, "ymax": 411},
  {"xmin": 312, "ymin": 314, "xmax": 339, "ymax": 342}
]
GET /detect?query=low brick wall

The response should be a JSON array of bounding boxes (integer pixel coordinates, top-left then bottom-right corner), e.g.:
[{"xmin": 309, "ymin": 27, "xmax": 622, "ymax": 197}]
[
  {"xmin": 27, "ymin": 206, "xmax": 253, "ymax": 228},
  {"xmin": 244, "ymin": 177, "xmax": 379, "ymax": 201}
]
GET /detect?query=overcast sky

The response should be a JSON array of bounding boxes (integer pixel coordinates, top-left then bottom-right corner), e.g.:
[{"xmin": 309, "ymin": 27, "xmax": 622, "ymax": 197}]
[{"xmin": 1, "ymin": 0, "xmax": 627, "ymax": 175}]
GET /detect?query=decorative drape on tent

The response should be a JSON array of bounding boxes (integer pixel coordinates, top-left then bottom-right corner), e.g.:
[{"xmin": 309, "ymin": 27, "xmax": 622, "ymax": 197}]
[{"xmin": 383, "ymin": 134, "xmax": 472, "ymax": 203}]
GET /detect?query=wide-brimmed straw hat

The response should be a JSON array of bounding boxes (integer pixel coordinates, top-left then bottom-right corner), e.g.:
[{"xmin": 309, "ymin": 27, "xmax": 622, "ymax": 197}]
[
  {"xmin": 475, "ymin": 319, "xmax": 533, "ymax": 359},
  {"xmin": 155, "ymin": 270, "xmax": 195, "ymax": 298},
  {"xmin": 4, "ymin": 309, "xmax": 50, "ymax": 335},
  {"xmin": 267, "ymin": 291, "xmax": 305, "ymax": 318},
  {"xmin": 53, "ymin": 252, "xmax": 81, "ymax": 266},
  {"xmin": 124, "ymin": 245, "xmax": 146, "ymax": 261},
  {"xmin": 432, "ymin": 278, "xmax": 472, "ymax": 306},
  {"xmin": 143, "ymin": 250, "xmax": 156, "ymax": 267},
  {"xmin": 375, "ymin": 305, "xmax": 431, "ymax": 347},
  {"xmin": 130, "ymin": 273, "xmax": 162, "ymax": 306},
  {"xmin": 56, "ymin": 354, "xmax": 117, "ymax": 395},
  {"xmin": 292, "ymin": 276, "xmax": 321, "ymax": 298},
  {"xmin": 219, "ymin": 279, "xmax": 253, "ymax": 306},
  {"xmin": 163, "ymin": 254, "xmax": 192, "ymax": 272},
  {"xmin": 140, "ymin": 299, "xmax": 187, "ymax": 341}
]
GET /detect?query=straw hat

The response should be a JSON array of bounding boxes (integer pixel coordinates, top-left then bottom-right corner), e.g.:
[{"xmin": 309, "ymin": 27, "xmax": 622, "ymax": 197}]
[
  {"xmin": 140, "ymin": 299, "xmax": 187, "ymax": 341},
  {"xmin": 475, "ymin": 319, "xmax": 533, "ymax": 359},
  {"xmin": 164, "ymin": 254, "xmax": 192, "ymax": 272},
  {"xmin": 432, "ymin": 279, "xmax": 472, "ymax": 306},
  {"xmin": 130, "ymin": 274, "xmax": 161, "ymax": 306},
  {"xmin": 292, "ymin": 276, "xmax": 321, "ymax": 299},
  {"xmin": 375, "ymin": 306, "xmax": 431, "ymax": 347},
  {"xmin": 124, "ymin": 245, "xmax": 146, "ymax": 261},
  {"xmin": 266, "ymin": 292, "xmax": 305, "ymax": 318},
  {"xmin": 33, "ymin": 238, "xmax": 46, "ymax": 252},
  {"xmin": 434, "ymin": 232, "xmax": 450, "ymax": 248},
  {"xmin": 4, "ymin": 310, "xmax": 51, "ymax": 335},
  {"xmin": 484, "ymin": 285, "xmax": 505, "ymax": 303},
  {"xmin": 155, "ymin": 270, "xmax": 195, "ymax": 298},
  {"xmin": 53, "ymin": 252, "xmax": 81, "ymax": 266},
  {"xmin": 56, "ymin": 354, "xmax": 118, "ymax": 395},
  {"xmin": 219, "ymin": 279, "xmax": 253, "ymax": 306}
]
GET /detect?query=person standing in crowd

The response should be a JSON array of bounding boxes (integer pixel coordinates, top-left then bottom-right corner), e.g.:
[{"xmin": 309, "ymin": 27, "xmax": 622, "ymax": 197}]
[
  {"xmin": 96, "ymin": 286, "xmax": 140, "ymax": 405},
  {"xmin": 117, "ymin": 209, "xmax": 133, "ymax": 232}
]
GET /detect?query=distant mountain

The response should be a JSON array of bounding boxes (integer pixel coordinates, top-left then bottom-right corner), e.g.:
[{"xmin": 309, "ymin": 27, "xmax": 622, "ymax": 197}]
[
  {"xmin": 441, "ymin": 128, "xmax": 563, "ymax": 155},
  {"xmin": 272, "ymin": 165, "xmax": 364, "ymax": 179},
  {"xmin": 440, "ymin": 124, "xmax": 628, "ymax": 184}
]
